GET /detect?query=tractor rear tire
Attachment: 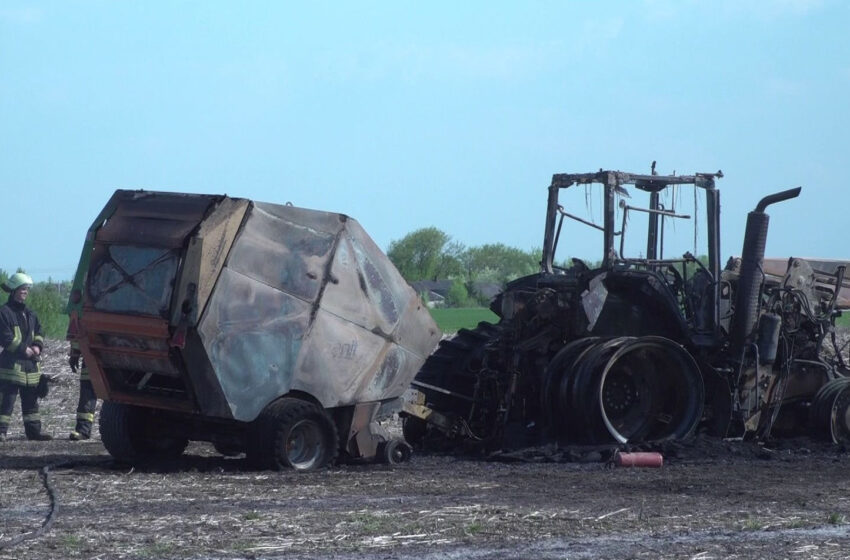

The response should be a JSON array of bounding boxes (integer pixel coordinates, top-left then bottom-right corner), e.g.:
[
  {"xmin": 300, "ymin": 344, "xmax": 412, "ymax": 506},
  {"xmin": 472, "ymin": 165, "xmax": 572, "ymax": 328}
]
[
  {"xmin": 410, "ymin": 321, "xmax": 503, "ymax": 445},
  {"xmin": 413, "ymin": 322, "xmax": 501, "ymax": 416}
]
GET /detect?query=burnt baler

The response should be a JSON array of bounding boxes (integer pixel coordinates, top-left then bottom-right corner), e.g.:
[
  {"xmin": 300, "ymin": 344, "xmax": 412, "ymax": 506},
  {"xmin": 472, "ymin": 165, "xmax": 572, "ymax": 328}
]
[{"xmin": 67, "ymin": 190, "xmax": 441, "ymax": 470}]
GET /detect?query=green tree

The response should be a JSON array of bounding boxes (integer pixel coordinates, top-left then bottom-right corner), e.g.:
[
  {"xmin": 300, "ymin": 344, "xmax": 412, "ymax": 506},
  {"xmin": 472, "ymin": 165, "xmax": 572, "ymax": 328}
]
[
  {"xmin": 463, "ymin": 244, "xmax": 539, "ymax": 284},
  {"xmin": 444, "ymin": 278, "xmax": 470, "ymax": 307},
  {"xmin": 0, "ymin": 268, "xmax": 70, "ymax": 339},
  {"xmin": 387, "ymin": 227, "xmax": 462, "ymax": 281},
  {"xmin": 27, "ymin": 282, "xmax": 69, "ymax": 339}
]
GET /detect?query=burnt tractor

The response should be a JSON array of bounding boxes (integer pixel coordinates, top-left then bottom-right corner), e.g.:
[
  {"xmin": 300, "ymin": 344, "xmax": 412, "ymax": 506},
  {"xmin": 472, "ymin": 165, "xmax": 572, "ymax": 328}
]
[
  {"xmin": 403, "ymin": 167, "xmax": 850, "ymax": 450},
  {"xmin": 67, "ymin": 190, "xmax": 440, "ymax": 470}
]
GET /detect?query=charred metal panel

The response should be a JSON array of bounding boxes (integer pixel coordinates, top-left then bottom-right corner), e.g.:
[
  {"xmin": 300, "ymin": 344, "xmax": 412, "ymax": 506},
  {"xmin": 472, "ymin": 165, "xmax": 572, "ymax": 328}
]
[
  {"xmin": 292, "ymin": 313, "xmax": 421, "ymax": 407},
  {"xmin": 96, "ymin": 192, "xmax": 218, "ymax": 248},
  {"xmin": 292, "ymin": 309, "xmax": 390, "ymax": 407},
  {"xmin": 226, "ymin": 203, "xmax": 341, "ymax": 303},
  {"xmin": 761, "ymin": 257, "xmax": 850, "ymax": 309},
  {"xmin": 79, "ymin": 311, "xmax": 193, "ymax": 407},
  {"xmin": 590, "ymin": 271, "xmax": 689, "ymax": 340},
  {"xmin": 323, "ymin": 219, "xmax": 441, "ymax": 360},
  {"xmin": 197, "ymin": 267, "xmax": 312, "ymax": 421},
  {"xmin": 181, "ymin": 329, "xmax": 234, "ymax": 419},
  {"xmin": 172, "ymin": 197, "xmax": 250, "ymax": 326},
  {"xmin": 321, "ymin": 231, "xmax": 401, "ymax": 336}
]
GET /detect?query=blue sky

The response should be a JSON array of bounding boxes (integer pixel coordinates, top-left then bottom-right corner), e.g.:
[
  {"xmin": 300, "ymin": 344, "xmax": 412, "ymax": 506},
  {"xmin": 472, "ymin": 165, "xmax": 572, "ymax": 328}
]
[{"xmin": 1, "ymin": 0, "xmax": 848, "ymax": 281}]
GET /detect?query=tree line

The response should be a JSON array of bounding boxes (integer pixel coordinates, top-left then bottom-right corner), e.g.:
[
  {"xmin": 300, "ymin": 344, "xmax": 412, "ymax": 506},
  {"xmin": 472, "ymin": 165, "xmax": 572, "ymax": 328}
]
[
  {"xmin": 0, "ymin": 269, "xmax": 70, "ymax": 339},
  {"xmin": 386, "ymin": 227, "xmax": 714, "ymax": 309},
  {"xmin": 386, "ymin": 227, "xmax": 547, "ymax": 307}
]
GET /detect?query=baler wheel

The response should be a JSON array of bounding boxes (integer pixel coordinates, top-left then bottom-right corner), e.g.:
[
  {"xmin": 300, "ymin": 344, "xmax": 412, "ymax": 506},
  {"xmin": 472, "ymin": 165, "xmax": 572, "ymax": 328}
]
[
  {"xmin": 250, "ymin": 398, "xmax": 339, "ymax": 471},
  {"xmin": 213, "ymin": 440, "xmax": 244, "ymax": 457},
  {"xmin": 379, "ymin": 438, "xmax": 413, "ymax": 464},
  {"xmin": 99, "ymin": 401, "xmax": 189, "ymax": 463}
]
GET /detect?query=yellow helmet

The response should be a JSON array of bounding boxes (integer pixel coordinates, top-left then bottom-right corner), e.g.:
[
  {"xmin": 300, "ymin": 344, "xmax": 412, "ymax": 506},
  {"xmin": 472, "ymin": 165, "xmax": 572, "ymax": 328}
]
[{"xmin": 3, "ymin": 272, "xmax": 33, "ymax": 292}]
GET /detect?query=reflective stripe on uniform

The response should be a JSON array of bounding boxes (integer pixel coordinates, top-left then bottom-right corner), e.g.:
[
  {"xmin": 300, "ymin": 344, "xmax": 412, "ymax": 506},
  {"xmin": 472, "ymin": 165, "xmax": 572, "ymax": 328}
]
[
  {"xmin": 76, "ymin": 412, "xmax": 95, "ymax": 422},
  {"xmin": 80, "ymin": 369, "xmax": 90, "ymax": 382},
  {"xmin": 0, "ymin": 366, "xmax": 26, "ymax": 385},
  {"xmin": 0, "ymin": 365, "xmax": 42, "ymax": 386},
  {"xmin": 70, "ymin": 340, "xmax": 80, "ymax": 350},
  {"xmin": 23, "ymin": 412, "xmax": 40, "ymax": 423},
  {"xmin": 7, "ymin": 326, "xmax": 22, "ymax": 352},
  {"xmin": 33, "ymin": 334, "xmax": 44, "ymax": 345}
]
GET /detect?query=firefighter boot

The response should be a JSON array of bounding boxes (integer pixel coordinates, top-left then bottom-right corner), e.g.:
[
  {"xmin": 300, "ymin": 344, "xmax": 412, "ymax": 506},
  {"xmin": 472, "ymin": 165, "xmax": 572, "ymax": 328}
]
[{"xmin": 25, "ymin": 418, "xmax": 53, "ymax": 441}]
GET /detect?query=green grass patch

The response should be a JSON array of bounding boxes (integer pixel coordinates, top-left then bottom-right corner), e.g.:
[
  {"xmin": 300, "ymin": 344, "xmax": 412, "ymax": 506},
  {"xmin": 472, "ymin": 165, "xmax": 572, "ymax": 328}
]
[
  {"xmin": 348, "ymin": 512, "xmax": 394, "ymax": 534},
  {"xmin": 464, "ymin": 521, "xmax": 484, "ymax": 535},
  {"xmin": 62, "ymin": 534, "xmax": 83, "ymax": 551},
  {"xmin": 429, "ymin": 307, "xmax": 499, "ymax": 334},
  {"xmin": 828, "ymin": 512, "xmax": 846, "ymax": 525}
]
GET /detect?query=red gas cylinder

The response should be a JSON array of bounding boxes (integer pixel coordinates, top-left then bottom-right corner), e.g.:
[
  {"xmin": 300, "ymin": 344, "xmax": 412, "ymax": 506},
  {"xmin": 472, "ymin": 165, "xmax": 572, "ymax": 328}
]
[{"xmin": 615, "ymin": 451, "xmax": 663, "ymax": 468}]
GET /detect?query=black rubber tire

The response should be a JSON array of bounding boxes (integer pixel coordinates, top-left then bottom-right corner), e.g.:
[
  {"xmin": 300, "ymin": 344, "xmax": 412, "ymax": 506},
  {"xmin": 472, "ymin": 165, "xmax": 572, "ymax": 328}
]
[
  {"xmin": 811, "ymin": 377, "xmax": 850, "ymax": 442},
  {"xmin": 414, "ymin": 321, "xmax": 501, "ymax": 418},
  {"xmin": 247, "ymin": 398, "xmax": 339, "ymax": 471},
  {"xmin": 379, "ymin": 438, "xmax": 413, "ymax": 464},
  {"xmin": 99, "ymin": 401, "xmax": 189, "ymax": 463},
  {"xmin": 213, "ymin": 440, "xmax": 244, "ymax": 457},
  {"xmin": 542, "ymin": 338, "xmax": 598, "ymax": 439}
]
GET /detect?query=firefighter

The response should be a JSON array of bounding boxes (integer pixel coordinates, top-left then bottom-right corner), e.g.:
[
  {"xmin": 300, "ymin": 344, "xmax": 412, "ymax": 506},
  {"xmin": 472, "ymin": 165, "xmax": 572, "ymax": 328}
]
[
  {"xmin": 0, "ymin": 272, "xmax": 52, "ymax": 441},
  {"xmin": 68, "ymin": 341, "xmax": 97, "ymax": 440}
]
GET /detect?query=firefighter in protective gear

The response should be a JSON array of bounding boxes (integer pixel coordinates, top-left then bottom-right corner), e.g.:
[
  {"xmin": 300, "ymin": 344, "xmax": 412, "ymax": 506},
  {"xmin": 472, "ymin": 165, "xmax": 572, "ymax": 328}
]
[
  {"xmin": 68, "ymin": 341, "xmax": 97, "ymax": 440},
  {"xmin": 0, "ymin": 272, "xmax": 52, "ymax": 441}
]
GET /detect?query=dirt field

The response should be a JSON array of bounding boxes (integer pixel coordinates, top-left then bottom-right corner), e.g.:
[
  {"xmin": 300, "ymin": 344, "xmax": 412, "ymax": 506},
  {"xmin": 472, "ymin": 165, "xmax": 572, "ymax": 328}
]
[{"xmin": 2, "ymin": 339, "xmax": 850, "ymax": 560}]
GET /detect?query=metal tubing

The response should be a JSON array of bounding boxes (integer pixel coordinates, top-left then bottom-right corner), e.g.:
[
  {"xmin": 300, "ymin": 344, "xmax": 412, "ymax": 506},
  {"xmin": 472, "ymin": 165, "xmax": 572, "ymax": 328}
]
[
  {"xmin": 755, "ymin": 187, "xmax": 802, "ymax": 212},
  {"xmin": 647, "ymin": 192, "xmax": 659, "ymax": 261},
  {"xmin": 706, "ymin": 188, "xmax": 721, "ymax": 335},
  {"xmin": 603, "ymin": 175, "xmax": 616, "ymax": 266}
]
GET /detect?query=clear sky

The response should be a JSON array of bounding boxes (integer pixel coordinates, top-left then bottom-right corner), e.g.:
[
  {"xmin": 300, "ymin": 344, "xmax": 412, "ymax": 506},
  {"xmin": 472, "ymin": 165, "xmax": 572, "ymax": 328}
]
[{"xmin": 1, "ymin": 0, "xmax": 848, "ymax": 282}]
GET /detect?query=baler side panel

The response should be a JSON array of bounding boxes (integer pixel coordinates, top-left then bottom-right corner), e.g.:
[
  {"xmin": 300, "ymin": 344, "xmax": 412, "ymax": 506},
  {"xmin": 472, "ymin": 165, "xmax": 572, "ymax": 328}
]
[
  {"xmin": 342, "ymin": 219, "xmax": 441, "ymax": 360},
  {"xmin": 197, "ymin": 267, "xmax": 312, "ymax": 421},
  {"xmin": 172, "ymin": 198, "xmax": 250, "ymax": 327},
  {"xmin": 292, "ymin": 309, "xmax": 421, "ymax": 407},
  {"xmin": 292, "ymin": 309, "xmax": 391, "ymax": 407},
  {"xmin": 225, "ymin": 203, "xmax": 341, "ymax": 302}
]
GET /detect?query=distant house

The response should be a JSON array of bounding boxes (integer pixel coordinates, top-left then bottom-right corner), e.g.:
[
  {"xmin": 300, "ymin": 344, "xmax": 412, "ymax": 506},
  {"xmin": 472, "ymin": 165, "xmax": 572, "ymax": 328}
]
[
  {"xmin": 409, "ymin": 280, "xmax": 453, "ymax": 308},
  {"xmin": 409, "ymin": 279, "xmax": 505, "ymax": 308}
]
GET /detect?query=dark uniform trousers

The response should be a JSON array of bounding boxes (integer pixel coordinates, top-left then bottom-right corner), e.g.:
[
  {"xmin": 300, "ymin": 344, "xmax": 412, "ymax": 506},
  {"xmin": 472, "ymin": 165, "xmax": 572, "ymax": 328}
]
[
  {"xmin": 0, "ymin": 380, "xmax": 44, "ymax": 439},
  {"xmin": 73, "ymin": 359, "xmax": 97, "ymax": 438}
]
